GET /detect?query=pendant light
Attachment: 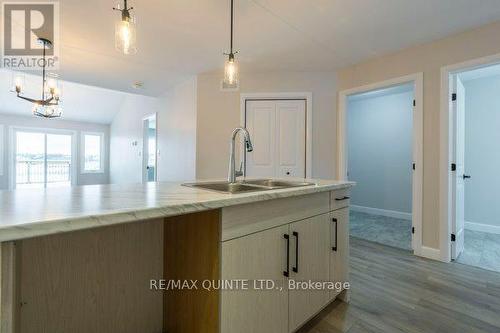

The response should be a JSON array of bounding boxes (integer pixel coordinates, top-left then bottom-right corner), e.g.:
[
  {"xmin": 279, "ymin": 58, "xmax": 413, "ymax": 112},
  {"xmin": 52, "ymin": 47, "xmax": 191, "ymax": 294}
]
[
  {"xmin": 113, "ymin": 0, "xmax": 137, "ymax": 55},
  {"xmin": 12, "ymin": 38, "xmax": 62, "ymax": 118},
  {"xmin": 223, "ymin": 0, "xmax": 239, "ymax": 86}
]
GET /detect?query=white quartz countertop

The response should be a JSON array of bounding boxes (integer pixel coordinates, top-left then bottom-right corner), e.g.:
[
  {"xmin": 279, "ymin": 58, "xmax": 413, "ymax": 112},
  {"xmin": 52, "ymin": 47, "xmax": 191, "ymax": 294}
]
[{"xmin": 0, "ymin": 179, "xmax": 354, "ymax": 242}]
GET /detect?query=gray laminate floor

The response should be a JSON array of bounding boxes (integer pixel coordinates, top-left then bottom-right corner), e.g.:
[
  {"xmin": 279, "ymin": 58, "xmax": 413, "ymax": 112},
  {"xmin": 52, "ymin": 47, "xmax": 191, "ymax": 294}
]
[
  {"xmin": 299, "ymin": 237, "xmax": 500, "ymax": 333},
  {"xmin": 349, "ymin": 211, "xmax": 500, "ymax": 273}
]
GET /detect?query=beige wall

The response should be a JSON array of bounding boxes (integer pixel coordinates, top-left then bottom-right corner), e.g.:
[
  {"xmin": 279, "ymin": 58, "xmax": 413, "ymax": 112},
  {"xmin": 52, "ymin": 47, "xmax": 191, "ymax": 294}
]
[
  {"xmin": 196, "ymin": 71, "xmax": 337, "ymax": 180},
  {"xmin": 337, "ymin": 21, "xmax": 500, "ymax": 250}
]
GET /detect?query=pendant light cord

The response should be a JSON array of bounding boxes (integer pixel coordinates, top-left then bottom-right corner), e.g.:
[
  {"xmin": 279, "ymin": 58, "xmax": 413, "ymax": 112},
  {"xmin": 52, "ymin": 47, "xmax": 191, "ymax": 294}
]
[
  {"xmin": 42, "ymin": 42, "xmax": 46, "ymax": 101},
  {"xmin": 230, "ymin": 0, "xmax": 234, "ymax": 54}
]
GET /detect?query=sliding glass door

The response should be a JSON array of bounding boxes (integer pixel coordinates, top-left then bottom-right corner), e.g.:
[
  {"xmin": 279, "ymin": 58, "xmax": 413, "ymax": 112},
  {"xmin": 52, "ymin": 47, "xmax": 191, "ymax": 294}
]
[{"xmin": 15, "ymin": 130, "xmax": 73, "ymax": 189}]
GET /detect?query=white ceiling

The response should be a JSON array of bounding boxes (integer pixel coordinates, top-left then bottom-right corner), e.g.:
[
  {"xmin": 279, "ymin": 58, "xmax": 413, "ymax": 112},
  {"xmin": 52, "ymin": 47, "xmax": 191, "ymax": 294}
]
[
  {"xmin": 2, "ymin": 0, "xmax": 500, "ymax": 101},
  {"xmin": 50, "ymin": 0, "xmax": 500, "ymax": 96},
  {"xmin": 0, "ymin": 69, "xmax": 128, "ymax": 124}
]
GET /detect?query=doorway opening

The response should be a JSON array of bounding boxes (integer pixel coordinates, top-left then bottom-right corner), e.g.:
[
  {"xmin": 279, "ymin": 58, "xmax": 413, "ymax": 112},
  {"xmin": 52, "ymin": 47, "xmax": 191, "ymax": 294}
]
[
  {"xmin": 142, "ymin": 114, "xmax": 157, "ymax": 183},
  {"xmin": 445, "ymin": 63, "xmax": 500, "ymax": 272},
  {"xmin": 13, "ymin": 129, "xmax": 74, "ymax": 189},
  {"xmin": 338, "ymin": 73, "xmax": 423, "ymax": 256}
]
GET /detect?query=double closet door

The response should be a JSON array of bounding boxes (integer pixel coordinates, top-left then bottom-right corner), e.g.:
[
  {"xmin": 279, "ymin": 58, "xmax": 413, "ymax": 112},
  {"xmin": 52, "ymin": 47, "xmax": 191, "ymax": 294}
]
[{"xmin": 245, "ymin": 100, "xmax": 307, "ymax": 179}]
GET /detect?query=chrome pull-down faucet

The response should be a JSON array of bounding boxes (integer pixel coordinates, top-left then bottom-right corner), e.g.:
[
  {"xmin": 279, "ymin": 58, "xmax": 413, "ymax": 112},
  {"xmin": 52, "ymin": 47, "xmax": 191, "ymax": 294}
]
[{"xmin": 228, "ymin": 127, "xmax": 253, "ymax": 183}]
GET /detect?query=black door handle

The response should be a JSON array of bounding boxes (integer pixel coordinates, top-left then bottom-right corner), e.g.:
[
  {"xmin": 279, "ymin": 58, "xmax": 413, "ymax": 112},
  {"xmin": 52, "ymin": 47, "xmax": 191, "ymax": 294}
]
[
  {"xmin": 292, "ymin": 232, "xmax": 299, "ymax": 273},
  {"xmin": 463, "ymin": 175, "xmax": 471, "ymax": 179},
  {"xmin": 283, "ymin": 234, "xmax": 290, "ymax": 277},
  {"xmin": 335, "ymin": 196, "xmax": 350, "ymax": 201},
  {"xmin": 332, "ymin": 218, "xmax": 338, "ymax": 252}
]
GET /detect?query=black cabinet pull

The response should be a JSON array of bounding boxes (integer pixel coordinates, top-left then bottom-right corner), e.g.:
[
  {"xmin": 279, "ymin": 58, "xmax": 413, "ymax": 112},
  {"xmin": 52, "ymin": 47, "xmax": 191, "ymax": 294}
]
[
  {"xmin": 292, "ymin": 232, "xmax": 299, "ymax": 273},
  {"xmin": 283, "ymin": 234, "xmax": 290, "ymax": 277},
  {"xmin": 332, "ymin": 218, "xmax": 338, "ymax": 252},
  {"xmin": 335, "ymin": 196, "xmax": 350, "ymax": 201},
  {"xmin": 463, "ymin": 174, "xmax": 471, "ymax": 180}
]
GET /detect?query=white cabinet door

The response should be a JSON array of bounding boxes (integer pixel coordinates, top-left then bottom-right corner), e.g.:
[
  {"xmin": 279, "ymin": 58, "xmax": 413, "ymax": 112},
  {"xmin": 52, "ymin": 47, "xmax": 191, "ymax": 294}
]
[
  {"xmin": 221, "ymin": 225, "xmax": 289, "ymax": 333},
  {"xmin": 288, "ymin": 214, "xmax": 330, "ymax": 332},
  {"xmin": 245, "ymin": 101, "xmax": 277, "ymax": 178},
  {"xmin": 246, "ymin": 100, "xmax": 306, "ymax": 178},
  {"xmin": 330, "ymin": 208, "xmax": 349, "ymax": 300}
]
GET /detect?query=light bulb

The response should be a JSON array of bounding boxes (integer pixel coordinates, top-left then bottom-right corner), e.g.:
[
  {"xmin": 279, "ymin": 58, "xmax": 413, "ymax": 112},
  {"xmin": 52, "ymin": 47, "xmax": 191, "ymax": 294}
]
[
  {"xmin": 115, "ymin": 18, "xmax": 137, "ymax": 55},
  {"xmin": 12, "ymin": 73, "xmax": 25, "ymax": 93},
  {"xmin": 224, "ymin": 56, "xmax": 239, "ymax": 86}
]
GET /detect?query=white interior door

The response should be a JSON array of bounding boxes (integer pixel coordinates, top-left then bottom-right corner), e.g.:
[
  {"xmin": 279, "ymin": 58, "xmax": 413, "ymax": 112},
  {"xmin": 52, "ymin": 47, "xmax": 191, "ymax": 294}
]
[
  {"xmin": 245, "ymin": 100, "xmax": 306, "ymax": 179},
  {"xmin": 452, "ymin": 76, "xmax": 466, "ymax": 260},
  {"xmin": 276, "ymin": 101, "xmax": 306, "ymax": 178},
  {"xmin": 245, "ymin": 101, "xmax": 277, "ymax": 177}
]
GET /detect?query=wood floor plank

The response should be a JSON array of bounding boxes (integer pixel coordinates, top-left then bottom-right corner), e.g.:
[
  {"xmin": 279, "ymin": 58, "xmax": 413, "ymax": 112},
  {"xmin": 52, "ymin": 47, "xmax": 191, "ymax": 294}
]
[{"xmin": 299, "ymin": 237, "xmax": 500, "ymax": 333}]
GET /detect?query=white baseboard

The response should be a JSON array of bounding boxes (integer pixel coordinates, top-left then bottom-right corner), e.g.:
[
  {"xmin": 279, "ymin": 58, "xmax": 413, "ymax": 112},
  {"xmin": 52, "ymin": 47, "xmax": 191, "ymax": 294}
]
[
  {"xmin": 418, "ymin": 246, "xmax": 442, "ymax": 261},
  {"xmin": 465, "ymin": 221, "xmax": 500, "ymax": 235},
  {"xmin": 350, "ymin": 205, "xmax": 412, "ymax": 221}
]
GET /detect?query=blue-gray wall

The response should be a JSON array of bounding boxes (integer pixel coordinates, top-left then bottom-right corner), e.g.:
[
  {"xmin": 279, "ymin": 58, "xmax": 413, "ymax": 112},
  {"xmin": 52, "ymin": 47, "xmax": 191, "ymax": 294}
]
[
  {"xmin": 347, "ymin": 89, "xmax": 414, "ymax": 214},
  {"xmin": 463, "ymin": 75, "xmax": 500, "ymax": 227}
]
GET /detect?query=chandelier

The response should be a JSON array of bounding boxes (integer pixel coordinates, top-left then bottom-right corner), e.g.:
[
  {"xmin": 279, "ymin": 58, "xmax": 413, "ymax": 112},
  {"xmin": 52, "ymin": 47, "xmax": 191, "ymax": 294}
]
[{"xmin": 13, "ymin": 38, "xmax": 62, "ymax": 118}]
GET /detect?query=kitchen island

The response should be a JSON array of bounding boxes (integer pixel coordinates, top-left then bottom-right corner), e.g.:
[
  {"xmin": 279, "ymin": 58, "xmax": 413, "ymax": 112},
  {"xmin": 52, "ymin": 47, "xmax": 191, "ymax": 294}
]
[{"xmin": 0, "ymin": 179, "xmax": 353, "ymax": 333}]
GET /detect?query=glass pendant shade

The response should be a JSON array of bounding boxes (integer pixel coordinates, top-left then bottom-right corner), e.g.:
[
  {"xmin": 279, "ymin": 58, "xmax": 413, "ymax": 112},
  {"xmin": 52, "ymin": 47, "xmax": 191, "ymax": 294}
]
[
  {"xmin": 223, "ymin": 56, "xmax": 239, "ymax": 86},
  {"xmin": 115, "ymin": 17, "xmax": 137, "ymax": 55},
  {"xmin": 44, "ymin": 73, "xmax": 60, "ymax": 98},
  {"xmin": 11, "ymin": 72, "xmax": 25, "ymax": 93}
]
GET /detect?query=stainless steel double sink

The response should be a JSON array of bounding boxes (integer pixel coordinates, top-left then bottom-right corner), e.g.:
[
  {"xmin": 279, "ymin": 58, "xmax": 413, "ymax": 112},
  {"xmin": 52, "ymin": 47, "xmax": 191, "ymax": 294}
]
[{"xmin": 182, "ymin": 179, "xmax": 316, "ymax": 194}]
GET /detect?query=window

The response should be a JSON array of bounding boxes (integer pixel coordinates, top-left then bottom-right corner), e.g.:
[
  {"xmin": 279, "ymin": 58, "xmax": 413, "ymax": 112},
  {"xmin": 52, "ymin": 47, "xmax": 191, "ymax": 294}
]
[
  {"xmin": 0, "ymin": 125, "xmax": 3, "ymax": 176},
  {"xmin": 82, "ymin": 133, "xmax": 104, "ymax": 173},
  {"xmin": 14, "ymin": 130, "xmax": 73, "ymax": 189}
]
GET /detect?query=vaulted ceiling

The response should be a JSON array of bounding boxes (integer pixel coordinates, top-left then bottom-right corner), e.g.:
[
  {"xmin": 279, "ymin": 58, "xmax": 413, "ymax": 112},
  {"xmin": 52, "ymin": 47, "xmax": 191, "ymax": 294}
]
[
  {"xmin": 5, "ymin": 0, "xmax": 500, "ymax": 98},
  {"xmin": 53, "ymin": 0, "xmax": 500, "ymax": 96}
]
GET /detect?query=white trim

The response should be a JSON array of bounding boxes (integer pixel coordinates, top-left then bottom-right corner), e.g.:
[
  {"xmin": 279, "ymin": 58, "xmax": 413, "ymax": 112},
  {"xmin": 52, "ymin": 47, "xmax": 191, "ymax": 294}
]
[
  {"xmin": 142, "ymin": 113, "xmax": 158, "ymax": 183},
  {"xmin": 350, "ymin": 205, "xmax": 412, "ymax": 221},
  {"xmin": 81, "ymin": 131, "xmax": 105, "ymax": 174},
  {"xmin": 337, "ymin": 73, "xmax": 424, "ymax": 257},
  {"xmin": 420, "ymin": 246, "xmax": 442, "ymax": 261},
  {"xmin": 240, "ymin": 92, "xmax": 313, "ymax": 178},
  {"xmin": 337, "ymin": 73, "xmax": 424, "ymax": 255},
  {"xmin": 0, "ymin": 125, "xmax": 4, "ymax": 176},
  {"xmin": 439, "ymin": 52, "xmax": 500, "ymax": 263}
]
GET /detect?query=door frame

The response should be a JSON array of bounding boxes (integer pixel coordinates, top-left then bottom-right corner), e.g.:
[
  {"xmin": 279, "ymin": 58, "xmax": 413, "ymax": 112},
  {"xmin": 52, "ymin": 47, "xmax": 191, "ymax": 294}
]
[
  {"xmin": 9, "ymin": 126, "xmax": 78, "ymax": 189},
  {"xmin": 142, "ymin": 113, "xmax": 158, "ymax": 183},
  {"xmin": 337, "ymin": 73, "xmax": 424, "ymax": 256},
  {"xmin": 439, "ymin": 52, "xmax": 500, "ymax": 262},
  {"xmin": 240, "ymin": 92, "xmax": 313, "ymax": 179}
]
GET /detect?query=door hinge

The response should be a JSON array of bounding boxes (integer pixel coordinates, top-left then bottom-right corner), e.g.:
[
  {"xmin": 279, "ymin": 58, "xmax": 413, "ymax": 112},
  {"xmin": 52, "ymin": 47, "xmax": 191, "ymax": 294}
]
[
  {"xmin": 452, "ymin": 93, "xmax": 457, "ymax": 101},
  {"xmin": 412, "ymin": 227, "xmax": 415, "ymax": 234},
  {"xmin": 451, "ymin": 234, "xmax": 456, "ymax": 242},
  {"xmin": 451, "ymin": 163, "xmax": 456, "ymax": 171},
  {"xmin": 413, "ymin": 99, "xmax": 416, "ymax": 107}
]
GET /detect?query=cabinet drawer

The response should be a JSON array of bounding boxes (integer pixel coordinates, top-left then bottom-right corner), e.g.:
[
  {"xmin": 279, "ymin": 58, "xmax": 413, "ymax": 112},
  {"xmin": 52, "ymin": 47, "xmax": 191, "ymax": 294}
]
[
  {"xmin": 222, "ymin": 192, "xmax": 330, "ymax": 241},
  {"xmin": 331, "ymin": 189, "xmax": 351, "ymax": 211}
]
